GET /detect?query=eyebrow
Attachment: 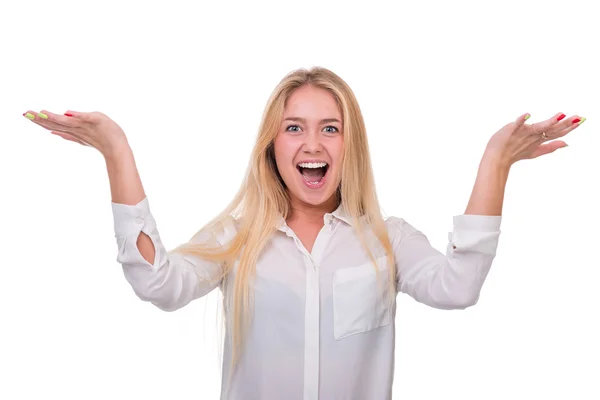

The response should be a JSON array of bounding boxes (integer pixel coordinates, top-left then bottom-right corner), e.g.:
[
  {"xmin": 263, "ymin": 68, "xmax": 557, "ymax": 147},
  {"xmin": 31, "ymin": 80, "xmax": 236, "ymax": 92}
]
[{"xmin": 283, "ymin": 117, "xmax": 341, "ymax": 124}]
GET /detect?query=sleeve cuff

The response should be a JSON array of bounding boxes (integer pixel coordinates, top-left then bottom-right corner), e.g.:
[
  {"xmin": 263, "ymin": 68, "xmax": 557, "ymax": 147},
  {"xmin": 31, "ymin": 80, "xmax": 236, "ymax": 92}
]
[{"xmin": 111, "ymin": 196, "xmax": 157, "ymax": 237}]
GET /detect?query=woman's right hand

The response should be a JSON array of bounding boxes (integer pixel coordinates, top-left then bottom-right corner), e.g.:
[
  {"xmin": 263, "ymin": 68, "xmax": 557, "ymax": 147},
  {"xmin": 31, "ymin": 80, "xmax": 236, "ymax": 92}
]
[{"xmin": 23, "ymin": 109, "xmax": 131, "ymax": 160}]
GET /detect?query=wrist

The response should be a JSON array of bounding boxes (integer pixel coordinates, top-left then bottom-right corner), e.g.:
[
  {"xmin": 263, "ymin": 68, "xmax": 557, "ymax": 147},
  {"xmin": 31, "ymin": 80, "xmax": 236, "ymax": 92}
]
[
  {"xmin": 103, "ymin": 141, "xmax": 133, "ymax": 164},
  {"xmin": 480, "ymin": 149, "xmax": 512, "ymax": 174}
]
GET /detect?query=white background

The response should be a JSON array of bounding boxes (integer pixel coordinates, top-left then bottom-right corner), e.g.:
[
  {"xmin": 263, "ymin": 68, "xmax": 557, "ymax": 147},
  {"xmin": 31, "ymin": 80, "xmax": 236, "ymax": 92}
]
[{"xmin": 1, "ymin": 0, "xmax": 598, "ymax": 399}]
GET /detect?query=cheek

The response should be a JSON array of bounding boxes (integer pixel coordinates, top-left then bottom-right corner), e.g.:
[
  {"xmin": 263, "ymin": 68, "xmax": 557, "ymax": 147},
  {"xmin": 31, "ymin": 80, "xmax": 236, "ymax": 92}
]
[
  {"xmin": 328, "ymin": 136, "xmax": 345, "ymax": 164},
  {"xmin": 326, "ymin": 137, "xmax": 344, "ymax": 182},
  {"xmin": 273, "ymin": 136, "xmax": 295, "ymax": 176}
]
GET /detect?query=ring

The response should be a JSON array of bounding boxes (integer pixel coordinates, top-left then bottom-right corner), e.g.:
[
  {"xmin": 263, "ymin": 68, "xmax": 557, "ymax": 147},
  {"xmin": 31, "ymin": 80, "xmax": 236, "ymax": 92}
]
[{"xmin": 541, "ymin": 132, "xmax": 548, "ymax": 139}]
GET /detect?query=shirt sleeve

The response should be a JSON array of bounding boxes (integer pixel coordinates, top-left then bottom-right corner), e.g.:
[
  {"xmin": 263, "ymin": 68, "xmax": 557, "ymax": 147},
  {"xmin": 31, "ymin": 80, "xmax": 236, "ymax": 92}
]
[
  {"xmin": 387, "ymin": 214, "xmax": 502, "ymax": 309},
  {"xmin": 111, "ymin": 196, "xmax": 229, "ymax": 312}
]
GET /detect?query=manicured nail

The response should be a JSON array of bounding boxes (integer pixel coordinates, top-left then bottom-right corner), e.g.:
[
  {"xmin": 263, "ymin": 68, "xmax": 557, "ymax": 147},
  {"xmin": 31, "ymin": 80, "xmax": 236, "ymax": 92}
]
[
  {"xmin": 557, "ymin": 113, "xmax": 566, "ymax": 121},
  {"xmin": 577, "ymin": 117, "xmax": 586, "ymax": 125},
  {"xmin": 38, "ymin": 112, "xmax": 48, "ymax": 119},
  {"xmin": 524, "ymin": 114, "xmax": 531, "ymax": 120},
  {"xmin": 64, "ymin": 112, "xmax": 73, "ymax": 117},
  {"xmin": 572, "ymin": 118, "xmax": 581, "ymax": 124},
  {"xmin": 24, "ymin": 112, "xmax": 35, "ymax": 120}
]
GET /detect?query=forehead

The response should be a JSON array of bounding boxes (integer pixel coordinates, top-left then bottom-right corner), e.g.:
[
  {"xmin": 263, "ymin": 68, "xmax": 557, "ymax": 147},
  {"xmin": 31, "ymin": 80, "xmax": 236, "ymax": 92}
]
[{"xmin": 284, "ymin": 85, "xmax": 341, "ymax": 120}]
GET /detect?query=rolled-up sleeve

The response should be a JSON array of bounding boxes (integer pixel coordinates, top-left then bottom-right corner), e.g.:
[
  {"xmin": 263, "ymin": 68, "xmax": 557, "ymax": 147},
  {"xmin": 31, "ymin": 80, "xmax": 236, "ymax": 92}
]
[
  {"xmin": 111, "ymin": 197, "xmax": 227, "ymax": 312},
  {"xmin": 388, "ymin": 214, "xmax": 502, "ymax": 309}
]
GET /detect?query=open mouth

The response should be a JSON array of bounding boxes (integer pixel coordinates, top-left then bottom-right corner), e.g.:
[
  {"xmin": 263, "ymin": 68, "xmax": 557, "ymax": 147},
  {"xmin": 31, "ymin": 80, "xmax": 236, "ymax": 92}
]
[{"xmin": 296, "ymin": 161, "xmax": 329, "ymax": 187}]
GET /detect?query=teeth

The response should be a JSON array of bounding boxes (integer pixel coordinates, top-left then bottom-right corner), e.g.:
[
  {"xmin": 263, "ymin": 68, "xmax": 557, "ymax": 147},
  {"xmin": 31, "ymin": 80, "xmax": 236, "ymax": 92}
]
[
  {"xmin": 301, "ymin": 174, "xmax": 323, "ymax": 184},
  {"xmin": 298, "ymin": 162, "xmax": 327, "ymax": 169}
]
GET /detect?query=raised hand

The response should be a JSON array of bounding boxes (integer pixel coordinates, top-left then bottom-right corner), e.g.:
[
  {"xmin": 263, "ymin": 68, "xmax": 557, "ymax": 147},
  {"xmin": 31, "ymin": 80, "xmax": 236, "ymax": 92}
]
[
  {"xmin": 22, "ymin": 110, "xmax": 130, "ymax": 159},
  {"xmin": 484, "ymin": 112, "xmax": 586, "ymax": 167}
]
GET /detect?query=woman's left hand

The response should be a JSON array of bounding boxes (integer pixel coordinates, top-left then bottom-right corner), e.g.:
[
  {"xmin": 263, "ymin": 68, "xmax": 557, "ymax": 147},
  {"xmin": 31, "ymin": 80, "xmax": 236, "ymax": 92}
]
[{"xmin": 485, "ymin": 112, "xmax": 586, "ymax": 168}]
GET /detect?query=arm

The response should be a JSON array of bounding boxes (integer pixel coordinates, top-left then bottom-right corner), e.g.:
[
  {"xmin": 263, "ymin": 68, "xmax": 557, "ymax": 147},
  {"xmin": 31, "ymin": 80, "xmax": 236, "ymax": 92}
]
[
  {"xmin": 107, "ymin": 148, "xmax": 226, "ymax": 312},
  {"xmin": 21, "ymin": 109, "xmax": 228, "ymax": 311},
  {"xmin": 105, "ymin": 147, "xmax": 155, "ymax": 264},
  {"xmin": 392, "ymin": 110, "xmax": 586, "ymax": 308},
  {"xmin": 391, "ymin": 153, "xmax": 505, "ymax": 309},
  {"xmin": 390, "ymin": 214, "xmax": 501, "ymax": 309},
  {"xmin": 464, "ymin": 152, "xmax": 510, "ymax": 216}
]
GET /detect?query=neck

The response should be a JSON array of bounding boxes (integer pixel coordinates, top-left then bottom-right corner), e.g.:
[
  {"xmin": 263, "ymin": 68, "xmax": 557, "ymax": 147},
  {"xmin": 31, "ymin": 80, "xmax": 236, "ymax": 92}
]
[{"xmin": 287, "ymin": 193, "xmax": 338, "ymax": 225}]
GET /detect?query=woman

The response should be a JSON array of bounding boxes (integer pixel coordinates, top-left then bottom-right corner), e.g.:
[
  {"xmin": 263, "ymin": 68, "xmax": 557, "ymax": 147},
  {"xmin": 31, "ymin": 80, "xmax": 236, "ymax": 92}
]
[{"xmin": 23, "ymin": 67, "xmax": 585, "ymax": 399}]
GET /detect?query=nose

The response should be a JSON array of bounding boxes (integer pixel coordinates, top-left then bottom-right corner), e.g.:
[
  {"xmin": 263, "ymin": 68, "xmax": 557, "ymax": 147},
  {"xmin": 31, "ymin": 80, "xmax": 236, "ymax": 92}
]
[{"xmin": 302, "ymin": 130, "xmax": 323, "ymax": 153}]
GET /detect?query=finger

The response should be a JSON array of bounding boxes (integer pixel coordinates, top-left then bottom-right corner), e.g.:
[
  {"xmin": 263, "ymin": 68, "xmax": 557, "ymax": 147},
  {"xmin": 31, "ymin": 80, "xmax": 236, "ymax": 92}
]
[
  {"xmin": 23, "ymin": 110, "xmax": 90, "ymax": 138},
  {"xmin": 63, "ymin": 110, "xmax": 103, "ymax": 124},
  {"xmin": 550, "ymin": 115, "xmax": 586, "ymax": 136},
  {"xmin": 39, "ymin": 109, "xmax": 90, "ymax": 129},
  {"xmin": 529, "ymin": 140, "xmax": 568, "ymax": 159},
  {"xmin": 514, "ymin": 112, "xmax": 531, "ymax": 129},
  {"xmin": 536, "ymin": 115, "xmax": 586, "ymax": 141},
  {"xmin": 530, "ymin": 112, "xmax": 569, "ymax": 135},
  {"xmin": 23, "ymin": 110, "xmax": 63, "ymax": 130},
  {"xmin": 50, "ymin": 131, "xmax": 90, "ymax": 146}
]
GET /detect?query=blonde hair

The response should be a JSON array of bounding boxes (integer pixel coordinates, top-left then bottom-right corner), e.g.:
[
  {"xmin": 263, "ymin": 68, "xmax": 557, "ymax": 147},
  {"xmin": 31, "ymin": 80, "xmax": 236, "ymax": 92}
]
[{"xmin": 171, "ymin": 66, "xmax": 395, "ymax": 373}]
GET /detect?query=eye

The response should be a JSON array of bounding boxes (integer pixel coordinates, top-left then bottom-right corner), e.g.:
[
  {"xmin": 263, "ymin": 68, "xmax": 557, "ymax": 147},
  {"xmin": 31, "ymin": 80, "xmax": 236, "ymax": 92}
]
[
  {"xmin": 323, "ymin": 126, "xmax": 339, "ymax": 133},
  {"xmin": 286, "ymin": 124, "xmax": 302, "ymax": 133}
]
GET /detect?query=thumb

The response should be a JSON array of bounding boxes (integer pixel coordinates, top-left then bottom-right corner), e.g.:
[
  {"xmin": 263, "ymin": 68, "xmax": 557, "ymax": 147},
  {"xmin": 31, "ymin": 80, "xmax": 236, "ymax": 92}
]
[{"xmin": 530, "ymin": 141, "xmax": 568, "ymax": 159}]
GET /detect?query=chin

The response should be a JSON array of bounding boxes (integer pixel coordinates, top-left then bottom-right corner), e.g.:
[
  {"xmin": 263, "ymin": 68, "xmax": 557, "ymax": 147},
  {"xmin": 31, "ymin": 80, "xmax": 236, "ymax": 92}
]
[{"xmin": 295, "ymin": 189, "xmax": 337, "ymax": 207}]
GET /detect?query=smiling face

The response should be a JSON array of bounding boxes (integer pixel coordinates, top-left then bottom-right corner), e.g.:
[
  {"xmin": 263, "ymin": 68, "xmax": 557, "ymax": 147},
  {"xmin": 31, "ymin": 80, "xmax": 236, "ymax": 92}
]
[{"xmin": 273, "ymin": 84, "xmax": 344, "ymax": 212}]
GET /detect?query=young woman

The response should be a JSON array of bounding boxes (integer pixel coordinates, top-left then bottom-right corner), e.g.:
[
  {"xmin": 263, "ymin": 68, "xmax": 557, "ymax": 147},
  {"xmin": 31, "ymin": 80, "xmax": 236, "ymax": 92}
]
[{"xmin": 23, "ymin": 67, "xmax": 585, "ymax": 399}]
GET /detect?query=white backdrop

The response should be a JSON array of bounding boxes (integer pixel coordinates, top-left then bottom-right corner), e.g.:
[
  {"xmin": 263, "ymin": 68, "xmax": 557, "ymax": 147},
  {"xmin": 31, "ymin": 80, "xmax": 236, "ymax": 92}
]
[{"xmin": 2, "ymin": 0, "xmax": 598, "ymax": 399}]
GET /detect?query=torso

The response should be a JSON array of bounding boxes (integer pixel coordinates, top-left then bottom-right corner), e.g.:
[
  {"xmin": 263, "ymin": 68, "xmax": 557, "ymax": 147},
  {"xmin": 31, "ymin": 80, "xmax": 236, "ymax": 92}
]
[{"xmin": 220, "ymin": 214, "xmax": 398, "ymax": 399}]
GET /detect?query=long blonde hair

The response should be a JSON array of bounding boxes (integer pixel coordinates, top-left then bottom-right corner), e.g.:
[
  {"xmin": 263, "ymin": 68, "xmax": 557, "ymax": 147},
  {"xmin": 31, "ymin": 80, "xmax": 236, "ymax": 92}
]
[{"xmin": 170, "ymin": 66, "xmax": 395, "ymax": 370}]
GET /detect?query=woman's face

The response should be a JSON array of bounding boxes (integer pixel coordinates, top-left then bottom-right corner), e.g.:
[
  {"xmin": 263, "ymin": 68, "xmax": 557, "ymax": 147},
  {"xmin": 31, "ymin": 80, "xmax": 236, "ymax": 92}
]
[{"xmin": 273, "ymin": 85, "xmax": 344, "ymax": 210}]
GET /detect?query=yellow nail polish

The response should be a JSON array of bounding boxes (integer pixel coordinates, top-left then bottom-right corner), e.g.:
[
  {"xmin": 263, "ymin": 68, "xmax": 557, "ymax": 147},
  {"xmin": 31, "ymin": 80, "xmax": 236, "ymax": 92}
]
[
  {"xmin": 578, "ymin": 117, "xmax": 586, "ymax": 125},
  {"xmin": 524, "ymin": 114, "xmax": 531, "ymax": 120},
  {"xmin": 38, "ymin": 112, "xmax": 48, "ymax": 119},
  {"xmin": 24, "ymin": 112, "xmax": 35, "ymax": 120}
]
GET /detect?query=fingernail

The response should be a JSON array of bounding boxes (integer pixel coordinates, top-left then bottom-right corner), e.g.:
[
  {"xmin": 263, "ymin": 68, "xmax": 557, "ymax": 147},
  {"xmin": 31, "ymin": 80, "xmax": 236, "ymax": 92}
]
[
  {"xmin": 38, "ymin": 112, "xmax": 48, "ymax": 119},
  {"xmin": 557, "ymin": 113, "xmax": 566, "ymax": 121},
  {"xmin": 524, "ymin": 114, "xmax": 531, "ymax": 120},
  {"xmin": 572, "ymin": 118, "xmax": 581, "ymax": 124},
  {"xmin": 578, "ymin": 117, "xmax": 586, "ymax": 125},
  {"xmin": 24, "ymin": 112, "xmax": 35, "ymax": 120},
  {"xmin": 64, "ymin": 113, "xmax": 73, "ymax": 117}
]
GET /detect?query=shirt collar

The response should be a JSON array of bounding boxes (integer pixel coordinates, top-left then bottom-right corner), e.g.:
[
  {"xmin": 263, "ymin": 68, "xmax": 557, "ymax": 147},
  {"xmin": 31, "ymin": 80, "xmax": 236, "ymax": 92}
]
[
  {"xmin": 276, "ymin": 204, "xmax": 353, "ymax": 233},
  {"xmin": 331, "ymin": 205, "xmax": 352, "ymax": 226}
]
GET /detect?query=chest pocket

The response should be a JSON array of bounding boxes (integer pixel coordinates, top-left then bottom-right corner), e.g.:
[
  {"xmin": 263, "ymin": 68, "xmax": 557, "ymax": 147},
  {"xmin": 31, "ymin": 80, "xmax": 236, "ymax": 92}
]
[{"xmin": 332, "ymin": 257, "xmax": 392, "ymax": 340}]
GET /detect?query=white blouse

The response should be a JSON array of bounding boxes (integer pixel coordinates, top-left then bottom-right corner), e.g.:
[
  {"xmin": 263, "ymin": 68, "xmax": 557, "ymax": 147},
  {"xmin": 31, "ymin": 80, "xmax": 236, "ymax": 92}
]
[{"xmin": 111, "ymin": 197, "xmax": 502, "ymax": 400}]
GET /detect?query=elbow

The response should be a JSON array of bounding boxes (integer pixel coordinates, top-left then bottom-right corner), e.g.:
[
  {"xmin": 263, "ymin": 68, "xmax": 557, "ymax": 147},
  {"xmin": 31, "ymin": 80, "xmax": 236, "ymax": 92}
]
[
  {"xmin": 423, "ymin": 276, "xmax": 482, "ymax": 310},
  {"xmin": 123, "ymin": 265, "xmax": 188, "ymax": 312},
  {"xmin": 440, "ymin": 291, "xmax": 481, "ymax": 310},
  {"xmin": 436, "ymin": 261, "xmax": 486, "ymax": 310},
  {"xmin": 450, "ymin": 294, "xmax": 480, "ymax": 310},
  {"xmin": 134, "ymin": 289, "xmax": 184, "ymax": 312},
  {"xmin": 153, "ymin": 302, "xmax": 182, "ymax": 312}
]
